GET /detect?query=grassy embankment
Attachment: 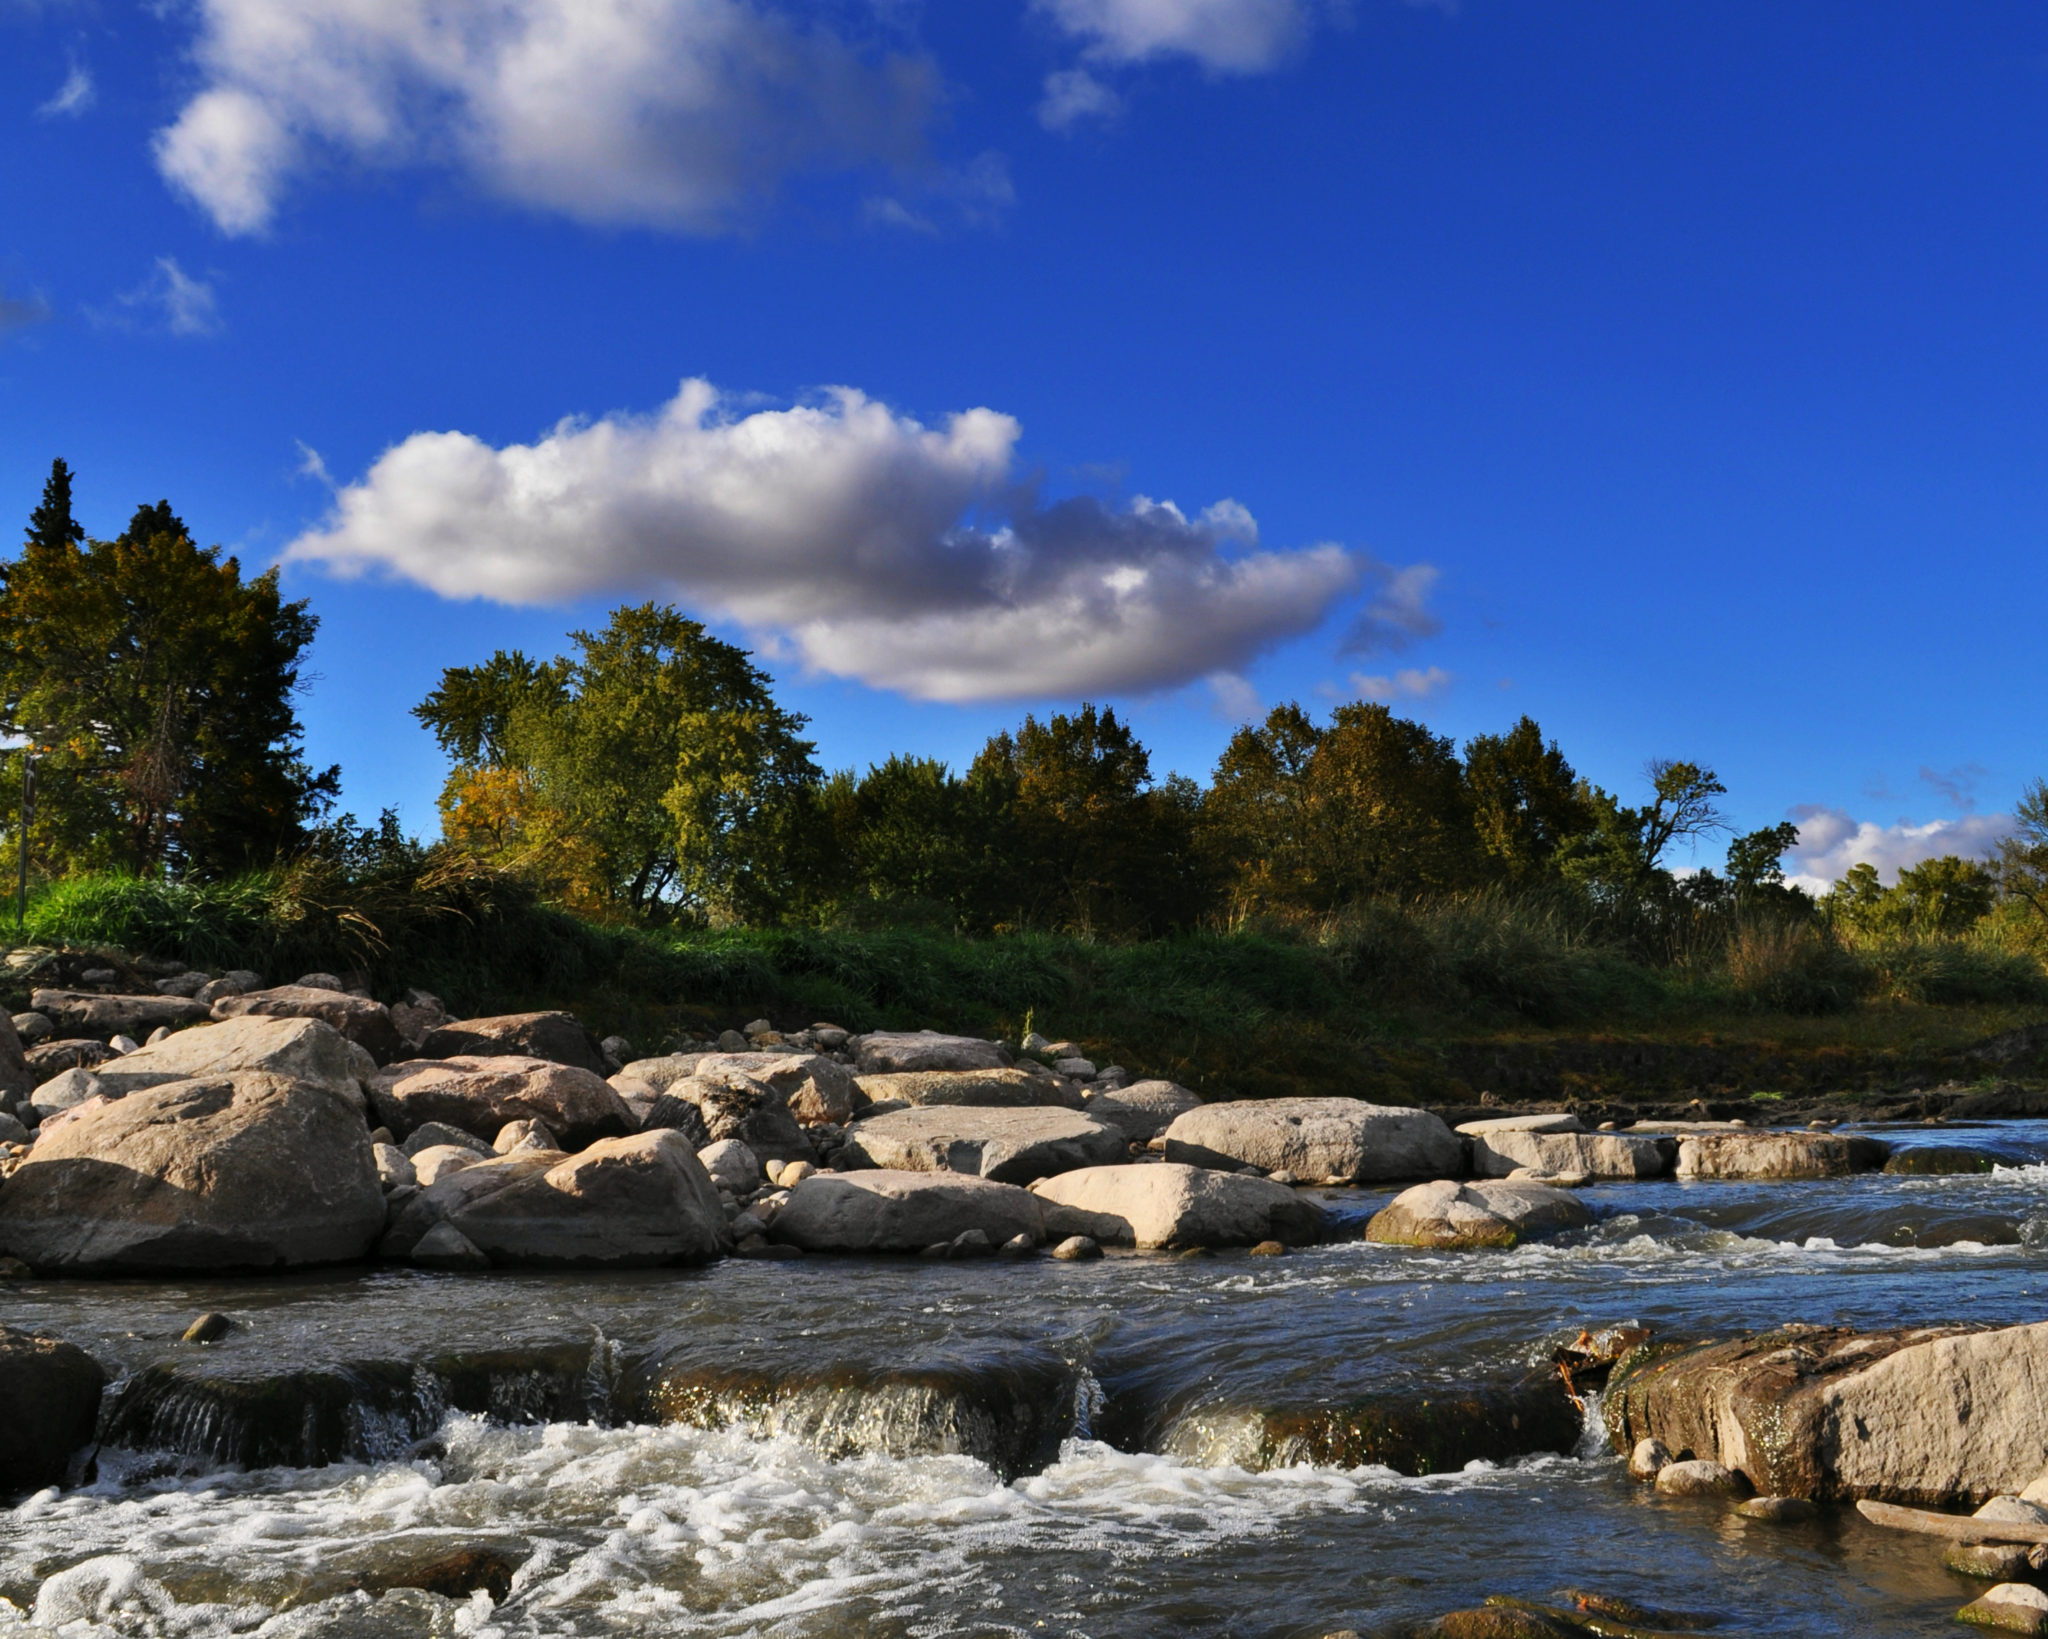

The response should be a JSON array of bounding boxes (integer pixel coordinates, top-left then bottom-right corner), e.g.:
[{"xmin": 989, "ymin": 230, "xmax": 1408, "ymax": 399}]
[{"xmin": 11, "ymin": 864, "xmax": 2048, "ymax": 1107}]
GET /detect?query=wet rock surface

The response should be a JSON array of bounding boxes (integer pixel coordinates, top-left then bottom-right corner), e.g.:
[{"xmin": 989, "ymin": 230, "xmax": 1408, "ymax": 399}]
[
  {"xmin": 1674, "ymin": 1130, "xmax": 1889, "ymax": 1179},
  {"xmin": 1367, "ymin": 1179, "xmax": 1594, "ymax": 1250}
]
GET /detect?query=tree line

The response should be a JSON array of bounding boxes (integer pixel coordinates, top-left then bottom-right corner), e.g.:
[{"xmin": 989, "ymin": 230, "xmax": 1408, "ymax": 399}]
[{"xmin": 6, "ymin": 461, "xmax": 2044, "ymax": 947}]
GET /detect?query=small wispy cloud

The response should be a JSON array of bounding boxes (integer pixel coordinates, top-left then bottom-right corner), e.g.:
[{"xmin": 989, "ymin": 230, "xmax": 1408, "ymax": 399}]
[
  {"xmin": 0, "ymin": 284, "xmax": 51, "ymax": 336},
  {"xmin": 1039, "ymin": 67, "xmax": 1120, "ymax": 131},
  {"xmin": 1351, "ymin": 665, "xmax": 1452, "ymax": 702},
  {"xmin": 1918, "ymin": 762, "xmax": 1988, "ymax": 813},
  {"xmin": 294, "ymin": 441, "xmax": 333, "ymax": 486},
  {"xmin": 1341, "ymin": 562, "xmax": 1442, "ymax": 655},
  {"xmin": 97, "ymin": 257, "xmax": 222, "ymax": 336},
  {"xmin": 1208, "ymin": 671, "xmax": 1261, "ymax": 721},
  {"xmin": 37, "ymin": 63, "xmax": 93, "ymax": 118}
]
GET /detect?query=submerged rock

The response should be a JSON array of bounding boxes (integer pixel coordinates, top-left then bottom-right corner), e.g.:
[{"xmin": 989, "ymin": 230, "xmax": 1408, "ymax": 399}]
[
  {"xmin": 418, "ymin": 1011, "xmax": 607, "ymax": 1074},
  {"xmin": 1960, "ymin": 1584, "xmax": 2048, "ymax": 1635},
  {"xmin": 0, "ymin": 1326, "xmax": 105, "ymax": 1495},
  {"xmin": 0, "ymin": 1071, "xmax": 385, "ymax": 1274},
  {"xmin": 1605, "ymin": 1320, "xmax": 2048, "ymax": 1504},
  {"xmin": 1158, "ymin": 1370, "xmax": 1581, "ymax": 1476},
  {"xmin": 1029, "ymin": 1162, "xmax": 1325, "ymax": 1248},
  {"xmin": 771, "ymin": 1169, "xmax": 1044, "ymax": 1252},
  {"xmin": 369, "ymin": 1055, "xmax": 633, "ymax": 1150},
  {"xmin": 1163, "ymin": 1098, "xmax": 1461, "ymax": 1184},
  {"xmin": 629, "ymin": 1341, "xmax": 1078, "ymax": 1480},
  {"xmin": 1884, "ymin": 1145, "xmax": 2000, "ymax": 1175},
  {"xmin": 1655, "ymin": 1457, "xmax": 1748, "ymax": 1496},
  {"xmin": 1366, "ymin": 1179, "xmax": 1593, "ymax": 1250},
  {"xmin": 849, "ymin": 1105, "xmax": 1126, "ymax": 1184},
  {"xmin": 212, "ymin": 985, "xmax": 403, "ymax": 1064}
]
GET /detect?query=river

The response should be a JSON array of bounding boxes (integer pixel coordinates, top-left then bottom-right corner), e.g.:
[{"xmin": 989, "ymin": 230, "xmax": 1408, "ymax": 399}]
[{"xmin": 5, "ymin": 1121, "xmax": 2048, "ymax": 1637}]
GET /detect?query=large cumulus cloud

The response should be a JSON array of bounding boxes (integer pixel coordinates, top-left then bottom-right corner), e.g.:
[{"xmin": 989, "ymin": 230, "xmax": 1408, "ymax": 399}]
[
  {"xmin": 284, "ymin": 378, "xmax": 1407, "ymax": 702},
  {"xmin": 1782, "ymin": 805, "xmax": 2013, "ymax": 897}
]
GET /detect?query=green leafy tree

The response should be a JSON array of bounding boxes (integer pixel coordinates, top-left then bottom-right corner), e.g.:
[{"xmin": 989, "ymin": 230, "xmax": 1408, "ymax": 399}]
[
  {"xmin": 416, "ymin": 603, "xmax": 820, "ymax": 923},
  {"xmin": 1998, "ymin": 778, "xmax": 2048, "ymax": 928},
  {"xmin": 1463, "ymin": 716, "xmax": 1592, "ymax": 883},
  {"xmin": 1562, "ymin": 760, "xmax": 1730, "ymax": 894},
  {"xmin": 820, "ymin": 755, "xmax": 1013, "ymax": 927},
  {"xmin": 1826, "ymin": 854, "xmax": 1996, "ymax": 936},
  {"xmin": 0, "ymin": 477, "xmax": 338, "ymax": 877},
  {"xmin": 969, "ymin": 703, "xmax": 1203, "ymax": 934},
  {"xmin": 1200, "ymin": 702, "xmax": 1325, "ymax": 916}
]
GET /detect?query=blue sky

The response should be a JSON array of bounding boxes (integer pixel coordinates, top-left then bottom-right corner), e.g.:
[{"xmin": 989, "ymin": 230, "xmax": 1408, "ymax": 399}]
[{"xmin": 2, "ymin": 0, "xmax": 2042, "ymax": 889}]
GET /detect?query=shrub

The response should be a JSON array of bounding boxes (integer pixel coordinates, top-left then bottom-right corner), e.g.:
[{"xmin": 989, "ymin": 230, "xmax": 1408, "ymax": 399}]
[{"xmin": 1723, "ymin": 920, "xmax": 1866, "ymax": 1015}]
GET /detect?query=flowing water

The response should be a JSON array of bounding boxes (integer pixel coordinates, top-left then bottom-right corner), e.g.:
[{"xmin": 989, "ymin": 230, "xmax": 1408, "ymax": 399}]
[{"xmin": 8, "ymin": 1122, "xmax": 2048, "ymax": 1637}]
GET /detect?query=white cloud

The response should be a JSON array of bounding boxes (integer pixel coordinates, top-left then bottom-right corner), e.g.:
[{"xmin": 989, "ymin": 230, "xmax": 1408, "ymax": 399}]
[
  {"xmin": 1350, "ymin": 664, "xmax": 1451, "ymax": 702},
  {"xmin": 152, "ymin": 0, "xmax": 939, "ymax": 237},
  {"xmin": 96, "ymin": 258, "xmax": 222, "ymax": 336},
  {"xmin": 1782, "ymin": 804, "xmax": 2013, "ymax": 897},
  {"xmin": 1038, "ymin": 0, "xmax": 1314, "ymax": 71},
  {"xmin": 1038, "ymin": 66, "xmax": 1121, "ymax": 129},
  {"xmin": 283, "ymin": 377, "xmax": 1403, "ymax": 703},
  {"xmin": 37, "ymin": 62, "xmax": 93, "ymax": 117}
]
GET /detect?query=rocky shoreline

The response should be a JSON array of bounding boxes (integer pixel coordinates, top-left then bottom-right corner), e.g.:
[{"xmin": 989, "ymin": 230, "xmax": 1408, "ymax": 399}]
[{"xmin": 2, "ymin": 953, "xmax": 2045, "ymax": 1635}]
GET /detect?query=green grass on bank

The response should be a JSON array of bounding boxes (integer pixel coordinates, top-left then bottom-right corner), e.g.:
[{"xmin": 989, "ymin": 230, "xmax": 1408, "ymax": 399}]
[{"xmin": 12, "ymin": 865, "xmax": 2048, "ymax": 1103}]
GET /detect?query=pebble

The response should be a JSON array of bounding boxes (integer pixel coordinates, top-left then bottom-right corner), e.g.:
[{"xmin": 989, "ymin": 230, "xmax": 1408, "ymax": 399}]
[
  {"xmin": 1628, "ymin": 1437, "xmax": 1670, "ymax": 1480},
  {"xmin": 181, "ymin": 1312, "xmax": 234, "ymax": 1343},
  {"xmin": 777, "ymin": 1160, "xmax": 816, "ymax": 1188},
  {"xmin": 948, "ymin": 1228, "xmax": 995, "ymax": 1259},
  {"xmin": 997, "ymin": 1232, "xmax": 1037, "ymax": 1259},
  {"xmin": 1051, "ymin": 1235, "xmax": 1101, "ymax": 1261},
  {"xmin": 108, "ymin": 1034, "xmax": 140, "ymax": 1055},
  {"xmin": 1267, "ymin": 1169, "xmax": 1298, "ymax": 1186},
  {"xmin": 1248, "ymin": 1240, "xmax": 1287, "ymax": 1257}
]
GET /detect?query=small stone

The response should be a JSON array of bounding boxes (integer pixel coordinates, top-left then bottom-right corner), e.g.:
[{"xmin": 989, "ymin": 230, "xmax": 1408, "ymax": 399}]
[
  {"xmin": 107, "ymin": 1034, "xmax": 140, "ymax": 1055},
  {"xmin": 729, "ymin": 1210, "xmax": 768, "ymax": 1240},
  {"xmin": 1248, "ymin": 1239, "xmax": 1286, "ymax": 1257},
  {"xmin": 410, "ymin": 1145, "xmax": 483, "ymax": 1186},
  {"xmin": 697, "ymin": 1138, "xmax": 764, "ymax": 1195},
  {"xmin": 949, "ymin": 1228, "xmax": 994, "ymax": 1259},
  {"xmin": 600, "ymin": 1034, "xmax": 634, "ymax": 1063},
  {"xmin": 716, "ymin": 1029, "xmax": 748, "ymax": 1052},
  {"xmin": 294, "ymin": 972, "xmax": 348, "ymax": 993},
  {"xmin": 920, "ymin": 1240, "xmax": 952, "ymax": 1258},
  {"xmin": 369, "ymin": 1127, "xmax": 395, "ymax": 1146},
  {"xmin": 1656, "ymin": 1458, "xmax": 1749, "ymax": 1497},
  {"xmin": 1267, "ymin": 1169, "xmax": 1299, "ymax": 1186},
  {"xmin": 10, "ymin": 1012, "xmax": 51, "ymax": 1043},
  {"xmin": 1597, "ymin": 1120, "xmax": 1617, "ymax": 1131},
  {"xmin": 1051, "ymin": 1235, "xmax": 1101, "ymax": 1261},
  {"xmin": 145, "ymin": 1026, "xmax": 170, "ymax": 1045},
  {"xmin": 1629, "ymin": 1438, "xmax": 1672, "ymax": 1480},
  {"xmin": 1054, "ymin": 1056, "xmax": 1097, "ymax": 1079},
  {"xmin": 412, "ymin": 1223, "xmax": 492, "ymax": 1270},
  {"xmin": 743, "ymin": 1018, "xmax": 774, "ymax": 1037},
  {"xmin": 373, "ymin": 1143, "xmax": 416, "ymax": 1191},
  {"xmin": 1978, "ymin": 1497, "xmax": 2048, "ymax": 1526},
  {"xmin": 1734, "ymin": 1496, "xmax": 1816, "ymax": 1522},
  {"xmin": 997, "ymin": 1232, "xmax": 1036, "ymax": 1258},
  {"xmin": 493, "ymin": 1118, "xmax": 558, "ymax": 1154},
  {"xmin": 0, "ymin": 1255, "xmax": 30, "ymax": 1280},
  {"xmin": 181, "ymin": 1311, "xmax": 233, "ymax": 1343},
  {"xmin": 1021, "ymin": 1031, "xmax": 1052, "ymax": 1054},
  {"xmin": 733, "ymin": 1233, "xmax": 770, "ymax": 1256},
  {"xmin": 777, "ymin": 1159, "xmax": 817, "ymax": 1187},
  {"xmin": 400, "ymin": 1121, "xmax": 492, "ymax": 1159}
]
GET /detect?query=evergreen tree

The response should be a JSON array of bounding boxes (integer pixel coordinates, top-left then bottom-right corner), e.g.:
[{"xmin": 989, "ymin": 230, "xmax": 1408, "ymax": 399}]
[{"xmin": 24, "ymin": 459, "xmax": 84, "ymax": 556}]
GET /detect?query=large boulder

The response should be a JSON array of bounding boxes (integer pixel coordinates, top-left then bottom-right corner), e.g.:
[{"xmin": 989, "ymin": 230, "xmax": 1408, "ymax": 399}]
[
  {"xmin": 445, "ymin": 1130, "xmax": 730, "ymax": 1268},
  {"xmin": 665, "ymin": 1071, "xmax": 814, "ymax": 1165},
  {"xmin": 1365, "ymin": 1179, "xmax": 1594, "ymax": 1250},
  {"xmin": 93, "ymin": 1015, "xmax": 375, "ymax": 1106},
  {"xmin": 0, "ymin": 1072, "xmax": 385, "ymax": 1273},
  {"xmin": 771, "ymin": 1170, "xmax": 1044, "ymax": 1252},
  {"xmin": 1164, "ymin": 1098, "xmax": 1461, "ymax": 1184},
  {"xmin": 1674, "ymin": 1131, "xmax": 1889, "ymax": 1180},
  {"xmin": 1468, "ymin": 1128, "xmax": 1669, "ymax": 1180},
  {"xmin": 849, "ymin": 1105, "xmax": 1126, "ymax": 1184},
  {"xmin": 1085, "ymin": 1080, "xmax": 1202, "ymax": 1142},
  {"xmin": 418, "ymin": 1012, "xmax": 606, "ymax": 1075},
  {"xmin": 855, "ymin": 1068, "xmax": 1081, "ymax": 1110},
  {"xmin": 1029, "ymin": 1163, "xmax": 1324, "ymax": 1249},
  {"xmin": 855, "ymin": 1031, "xmax": 1007, "ymax": 1075},
  {"xmin": 691, "ymin": 1052, "xmax": 864, "ymax": 1125},
  {"xmin": 1604, "ymin": 1322, "xmax": 2048, "ymax": 1504},
  {"xmin": 618, "ymin": 1054, "xmax": 705, "ymax": 1093},
  {"xmin": 211, "ymin": 985, "xmax": 403, "ymax": 1064},
  {"xmin": 0, "ymin": 1328, "xmax": 105, "ymax": 1495},
  {"xmin": 29, "ymin": 988, "xmax": 210, "ymax": 1042},
  {"xmin": 367, "ymin": 1056, "xmax": 633, "ymax": 1149}
]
